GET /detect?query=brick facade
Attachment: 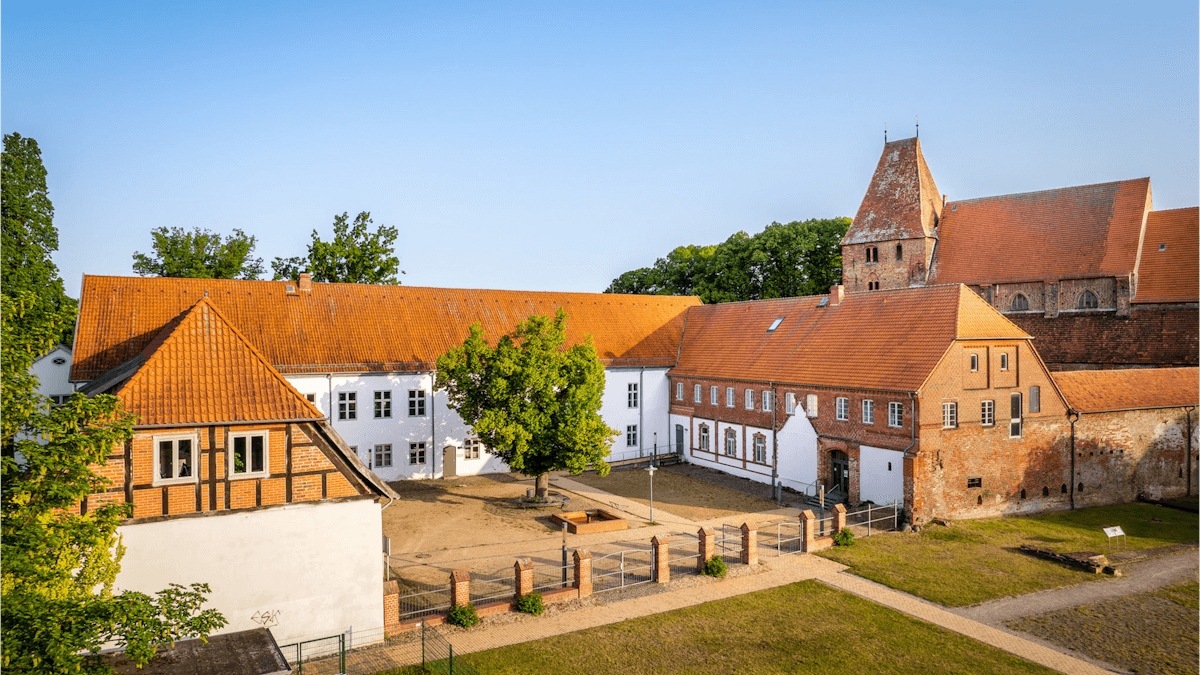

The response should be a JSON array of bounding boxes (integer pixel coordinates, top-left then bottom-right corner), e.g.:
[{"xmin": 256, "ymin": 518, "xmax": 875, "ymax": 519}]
[
  {"xmin": 1006, "ymin": 306, "xmax": 1199, "ymax": 369},
  {"xmin": 842, "ymin": 237, "xmax": 935, "ymax": 293}
]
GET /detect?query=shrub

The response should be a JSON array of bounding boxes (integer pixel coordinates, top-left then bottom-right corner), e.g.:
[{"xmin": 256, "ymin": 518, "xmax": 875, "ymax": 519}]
[
  {"xmin": 702, "ymin": 557, "xmax": 728, "ymax": 578},
  {"xmin": 515, "ymin": 592, "xmax": 545, "ymax": 616},
  {"xmin": 834, "ymin": 527, "xmax": 855, "ymax": 547},
  {"xmin": 447, "ymin": 603, "xmax": 479, "ymax": 628}
]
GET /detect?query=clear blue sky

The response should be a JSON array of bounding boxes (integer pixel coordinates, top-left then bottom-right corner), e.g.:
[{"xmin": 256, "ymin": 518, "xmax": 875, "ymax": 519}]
[{"xmin": 4, "ymin": 1, "xmax": 1196, "ymax": 298}]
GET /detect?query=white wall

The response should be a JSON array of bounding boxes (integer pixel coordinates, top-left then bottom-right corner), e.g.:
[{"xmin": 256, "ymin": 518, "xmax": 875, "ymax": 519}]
[
  {"xmin": 32, "ymin": 345, "xmax": 75, "ymax": 400},
  {"xmin": 114, "ymin": 498, "xmax": 383, "ymax": 646},
  {"xmin": 601, "ymin": 368, "xmax": 673, "ymax": 462},
  {"xmin": 859, "ymin": 444, "xmax": 904, "ymax": 505},
  {"xmin": 776, "ymin": 412, "xmax": 819, "ymax": 494},
  {"xmin": 682, "ymin": 416, "xmax": 777, "ymax": 482}
]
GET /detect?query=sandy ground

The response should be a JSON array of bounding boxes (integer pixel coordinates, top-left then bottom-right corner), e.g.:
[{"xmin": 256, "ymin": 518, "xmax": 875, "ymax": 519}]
[{"xmin": 571, "ymin": 464, "xmax": 785, "ymax": 522}]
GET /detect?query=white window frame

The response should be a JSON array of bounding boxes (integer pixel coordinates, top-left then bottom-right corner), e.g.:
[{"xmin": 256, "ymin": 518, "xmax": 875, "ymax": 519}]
[
  {"xmin": 762, "ymin": 391, "xmax": 772, "ymax": 412},
  {"xmin": 153, "ymin": 433, "xmax": 199, "ymax": 486},
  {"xmin": 806, "ymin": 394, "xmax": 818, "ymax": 418},
  {"xmin": 970, "ymin": 354, "xmax": 979, "ymax": 372},
  {"xmin": 1010, "ymin": 392, "xmax": 1023, "ymax": 438},
  {"xmin": 675, "ymin": 382, "xmax": 683, "ymax": 401},
  {"xmin": 753, "ymin": 435, "xmax": 766, "ymax": 463},
  {"xmin": 710, "ymin": 386, "xmax": 718, "ymax": 406},
  {"xmin": 745, "ymin": 389, "xmax": 754, "ymax": 410},
  {"xmin": 338, "ymin": 391, "xmax": 357, "ymax": 420},
  {"xmin": 407, "ymin": 442, "xmax": 425, "ymax": 465},
  {"xmin": 888, "ymin": 401, "xmax": 903, "ymax": 428},
  {"xmin": 374, "ymin": 390, "xmax": 392, "ymax": 419},
  {"xmin": 1029, "ymin": 386, "xmax": 1041, "ymax": 414},
  {"xmin": 726, "ymin": 387, "xmax": 735, "ymax": 408},
  {"xmin": 375, "ymin": 443, "xmax": 393, "ymax": 468},
  {"xmin": 862, "ymin": 399, "xmax": 874, "ymax": 424},
  {"xmin": 835, "ymin": 397, "xmax": 848, "ymax": 421},
  {"xmin": 699, "ymin": 425, "xmax": 710, "ymax": 451},
  {"xmin": 694, "ymin": 384, "xmax": 702, "ymax": 403},
  {"xmin": 942, "ymin": 402, "xmax": 957, "ymax": 429},
  {"xmin": 724, "ymin": 429, "xmax": 737, "ymax": 457},
  {"xmin": 785, "ymin": 393, "xmax": 796, "ymax": 415},
  {"xmin": 408, "ymin": 389, "xmax": 427, "ymax": 417},
  {"xmin": 626, "ymin": 424, "xmax": 638, "ymax": 447},
  {"xmin": 228, "ymin": 430, "xmax": 270, "ymax": 480},
  {"xmin": 1000, "ymin": 353, "xmax": 1009, "ymax": 371},
  {"xmin": 981, "ymin": 400, "xmax": 995, "ymax": 427},
  {"xmin": 628, "ymin": 383, "xmax": 639, "ymax": 409},
  {"xmin": 463, "ymin": 438, "xmax": 482, "ymax": 460}
]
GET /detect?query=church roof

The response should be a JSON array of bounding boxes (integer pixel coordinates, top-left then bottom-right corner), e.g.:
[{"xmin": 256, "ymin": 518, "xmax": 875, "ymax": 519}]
[
  {"xmin": 1133, "ymin": 207, "xmax": 1198, "ymax": 304},
  {"xmin": 103, "ymin": 298, "xmax": 325, "ymax": 427},
  {"xmin": 670, "ymin": 284, "xmax": 1030, "ymax": 392},
  {"xmin": 1052, "ymin": 367, "xmax": 1198, "ymax": 413},
  {"xmin": 929, "ymin": 178, "xmax": 1152, "ymax": 285},
  {"xmin": 842, "ymin": 137, "xmax": 943, "ymax": 245},
  {"xmin": 72, "ymin": 276, "xmax": 700, "ymax": 380}
]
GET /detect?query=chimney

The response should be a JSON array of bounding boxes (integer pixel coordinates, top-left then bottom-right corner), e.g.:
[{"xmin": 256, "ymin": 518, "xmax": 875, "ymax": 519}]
[
  {"xmin": 298, "ymin": 273, "xmax": 312, "ymax": 292},
  {"xmin": 829, "ymin": 285, "xmax": 844, "ymax": 306}
]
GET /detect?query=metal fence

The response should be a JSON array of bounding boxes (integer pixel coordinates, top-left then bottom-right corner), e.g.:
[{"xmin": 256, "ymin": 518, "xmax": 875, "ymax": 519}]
[
  {"xmin": 667, "ymin": 532, "xmax": 703, "ymax": 577},
  {"xmin": 279, "ymin": 623, "xmax": 479, "ymax": 675},
  {"xmin": 470, "ymin": 569, "xmax": 515, "ymax": 605},
  {"xmin": 531, "ymin": 562, "xmax": 573, "ymax": 594},
  {"xmin": 395, "ymin": 579, "xmax": 453, "ymax": 622},
  {"xmin": 418, "ymin": 622, "xmax": 481, "ymax": 675},
  {"xmin": 592, "ymin": 546, "xmax": 655, "ymax": 593},
  {"xmin": 845, "ymin": 500, "xmax": 900, "ymax": 536},
  {"xmin": 279, "ymin": 633, "xmax": 345, "ymax": 674},
  {"xmin": 717, "ymin": 524, "xmax": 743, "ymax": 563}
]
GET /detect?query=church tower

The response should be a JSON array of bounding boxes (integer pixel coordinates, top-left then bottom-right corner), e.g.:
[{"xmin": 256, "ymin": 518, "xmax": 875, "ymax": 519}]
[{"xmin": 841, "ymin": 137, "xmax": 943, "ymax": 292}]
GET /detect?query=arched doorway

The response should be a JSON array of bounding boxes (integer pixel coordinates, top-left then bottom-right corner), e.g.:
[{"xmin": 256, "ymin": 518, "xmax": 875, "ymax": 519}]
[{"xmin": 830, "ymin": 450, "xmax": 849, "ymax": 498}]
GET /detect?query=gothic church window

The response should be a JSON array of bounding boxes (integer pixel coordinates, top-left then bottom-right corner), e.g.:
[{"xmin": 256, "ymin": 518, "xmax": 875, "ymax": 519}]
[
  {"xmin": 1078, "ymin": 290, "xmax": 1098, "ymax": 309},
  {"xmin": 866, "ymin": 246, "xmax": 878, "ymax": 263},
  {"xmin": 1011, "ymin": 294, "xmax": 1029, "ymax": 311}
]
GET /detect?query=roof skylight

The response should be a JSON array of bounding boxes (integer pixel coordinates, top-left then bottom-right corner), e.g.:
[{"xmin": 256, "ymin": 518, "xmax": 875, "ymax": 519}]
[{"xmin": 767, "ymin": 317, "xmax": 784, "ymax": 332}]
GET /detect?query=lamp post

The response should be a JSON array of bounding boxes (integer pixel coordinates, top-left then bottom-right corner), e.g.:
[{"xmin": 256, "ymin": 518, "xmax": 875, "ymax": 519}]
[{"xmin": 647, "ymin": 432, "xmax": 657, "ymax": 525}]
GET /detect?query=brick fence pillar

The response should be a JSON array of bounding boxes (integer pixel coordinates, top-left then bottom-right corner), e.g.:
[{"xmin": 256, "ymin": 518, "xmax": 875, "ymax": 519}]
[
  {"xmin": 740, "ymin": 522, "xmax": 758, "ymax": 565},
  {"xmin": 514, "ymin": 558, "xmax": 533, "ymax": 598},
  {"xmin": 651, "ymin": 535, "xmax": 670, "ymax": 583},
  {"xmin": 798, "ymin": 509, "xmax": 816, "ymax": 553},
  {"xmin": 450, "ymin": 569, "xmax": 471, "ymax": 607},
  {"xmin": 383, "ymin": 579, "xmax": 399, "ymax": 628},
  {"xmin": 574, "ymin": 549, "xmax": 593, "ymax": 597},
  {"xmin": 697, "ymin": 527, "xmax": 716, "ymax": 571},
  {"xmin": 832, "ymin": 503, "xmax": 847, "ymax": 535}
]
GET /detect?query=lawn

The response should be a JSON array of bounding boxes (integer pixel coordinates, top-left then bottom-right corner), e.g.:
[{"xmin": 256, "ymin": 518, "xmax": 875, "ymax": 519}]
[
  {"xmin": 383, "ymin": 581, "xmax": 1058, "ymax": 675},
  {"xmin": 817, "ymin": 502, "xmax": 1199, "ymax": 606}
]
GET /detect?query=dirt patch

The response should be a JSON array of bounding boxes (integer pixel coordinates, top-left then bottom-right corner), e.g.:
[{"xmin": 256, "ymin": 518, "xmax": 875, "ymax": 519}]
[
  {"xmin": 1005, "ymin": 580, "xmax": 1199, "ymax": 675},
  {"xmin": 570, "ymin": 465, "xmax": 783, "ymax": 522}
]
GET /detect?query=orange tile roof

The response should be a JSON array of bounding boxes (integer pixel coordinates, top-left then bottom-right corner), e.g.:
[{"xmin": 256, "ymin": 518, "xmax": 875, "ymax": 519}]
[
  {"xmin": 930, "ymin": 178, "xmax": 1152, "ymax": 285},
  {"xmin": 670, "ymin": 285, "xmax": 1030, "ymax": 392},
  {"xmin": 109, "ymin": 298, "xmax": 325, "ymax": 427},
  {"xmin": 1052, "ymin": 367, "xmax": 1198, "ymax": 413},
  {"xmin": 1134, "ymin": 207, "xmax": 1198, "ymax": 304},
  {"xmin": 72, "ymin": 276, "xmax": 701, "ymax": 380},
  {"xmin": 843, "ymin": 137, "xmax": 942, "ymax": 245}
]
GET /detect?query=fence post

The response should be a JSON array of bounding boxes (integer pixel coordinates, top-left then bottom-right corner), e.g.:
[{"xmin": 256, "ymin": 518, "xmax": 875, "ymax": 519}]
[
  {"xmin": 740, "ymin": 523, "xmax": 758, "ymax": 565},
  {"xmin": 514, "ymin": 558, "xmax": 533, "ymax": 599},
  {"xmin": 697, "ymin": 527, "xmax": 715, "ymax": 571},
  {"xmin": 383, "ymin": 579, "xmax": 400, "ymax": 633},
  {"xmin": 832, "ymin": 503, "xmax": 847, "ymax": 536},
  {"xmin": 574, "ymin": 549, "xmax": 593, "ymax": 597},
  {"xmin": 798, "ymin": 509, "xmax": 816, "ymax": 553},
  {"xmin": 867, "ymin": 503, "xmax": 872, "ymax": 536},
  {"xmin": 340, "ymin": 633, "xmax": 345, "ymax": 675},
  {"xmin": 894, "ymin": 499, "xmax": 899, "ymax": 530},
  {"xmin": 450, "ymin": 569, "xmax": 471, "ymax": 607},
  {"xmin": 651, "ymin": 535, "xmax": 670, "ymax": 583}
]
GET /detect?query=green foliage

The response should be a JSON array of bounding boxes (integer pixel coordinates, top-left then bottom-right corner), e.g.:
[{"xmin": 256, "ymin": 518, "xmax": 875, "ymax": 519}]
[
  {"xmin": 702, "ymin": 557, "xmax": 728, "ymax": 578},
  {"xmin": 435, "ymin": 309, "xmax": 617, "ymax": 493},
  {"xmin": 834, "ymin": 527, "xmax": 855, "ymax": 547},
  {"xmin": 515, "ymin": 592, "xmax": 545, "ymax": 616},
  {"xmin": 132, "ymin": 226, "xmax": 264, "ymax": 279},
  {"xmin": 1, "ymin": 133, "xmax": 76, "ymax": 345},
  {"xmin": 2, "ymin": 290, "xmax": 226, "ymax": 672},
  {"xmin": 272, "ymin": 211, "xmax": 404, "ymax": 284},
  {"xmin": 604, "ymin": 218, "xmax": 851, "ymax": 303},
  {"xmin": 447, "ymin": 603, "xmax": 480, "ymax": 628}
]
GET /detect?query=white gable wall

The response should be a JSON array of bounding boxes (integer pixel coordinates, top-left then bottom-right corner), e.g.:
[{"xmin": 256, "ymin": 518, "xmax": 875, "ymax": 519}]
[{"xmin": 31, "ymin": 345, "xmax": 75, "ymax": 401}]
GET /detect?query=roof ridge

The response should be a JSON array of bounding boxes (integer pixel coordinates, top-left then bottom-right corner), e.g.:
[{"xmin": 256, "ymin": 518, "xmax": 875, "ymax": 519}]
[{"xmin": 947, "ymin": 177, "xmax": 1150, "ymax": 206}]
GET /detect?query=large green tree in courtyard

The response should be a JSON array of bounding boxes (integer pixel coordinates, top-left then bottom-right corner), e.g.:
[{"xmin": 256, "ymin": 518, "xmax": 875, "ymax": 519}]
[{"xmin": 436, "ymin": 309, "xmax": 616, "ymax": 498}]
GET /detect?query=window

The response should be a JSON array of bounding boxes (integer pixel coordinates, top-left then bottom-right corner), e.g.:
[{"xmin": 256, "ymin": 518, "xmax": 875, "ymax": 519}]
[
  {"xmin": 374, "ymin": 391, "xmax": 392, "ymax": 418},
  {"xmin": 753, "ymin": 436, "xmax": 766, "ymax": 463},
  {"xmin": 408, "ymin": 390, "xmax": 426, "ymax": 417},
  {"xmin": 1011, "ymin": 294, "xmax": 1029, "ymax": 311},
  {"xmin": 762, "ymin": 391, "xmax": 772, "ymax": 412},
  {"xmin": 806, "ymin": 394, "xmax": 818, "ymax": 418},
  {"xmin": 895, "ymin": 244, "xmax": 903, "ymax": 261},
  {"xmin": 767, "ymin": 317, "xmax": 784, "ymax": 332},
  {"xmin": 1029, "ymin": 386, "xmax": 1041, "ymax": 413},
  {"xmin": 408, "ymin": 442, "xmax": 425, "ymax": 465},
  {"xmin": 866, "ymin": 246, "xmax": 878, "ymax": 263},
  {"xmin": 1078, "ymin": 290, "xmax": 1098, "ymax": 309},
  {"xmin": 49, "ymin": 394, "xmax": 68, "ymax": 406},
  {"xmin": 835, "ymin": 397, "xmax": 848, "ymax": 421},
  {"xmin": 676, "ymin": 382, "xmax": 683, "ymax": 401},
  {"xmin": 1010, "ymin": 392, "xmax": 1023, "ymax": 437},
  {"xmin": 726, "ymin": 387, "xmax": 735, "ymax": 408},
  {"xmin": 862, "ymin": 399, "xmax": 874, "ymax": 424},
  {"xmin": 699, "ymin": 425, "xmax": 710, "ymax": 451},
  {"xmin": 724, "ymin": 429, "xmax": 737, "ymax": 457},
  {"xmin": 229, "ymin": 431, "xmax": 268, "ymax": 478},
  {"xmin": 155, "ymin": 435, "xmax": 196, "ymax": 484},
  {"xmin": 694, "ymin": 384, "xmax": 702, "ymax": 403},
  {"xmin": 745, "ymin": 389, "xmax": 754, "ymax": 410},
  {"xmin": 888, "ymin": 401, "xmax": 903, "ymax": 428},
  {"xmin": 305, "ymin": 393, "xmax": 316, "ymax": 403},
  {"xmin": 981, "ymin": 400, "xmax": 995, "ymax": 426},
  {"xmin": 785, "ymin": 393, "xmax": 796, "ymax": 415},
  {"xmin": 628, "ymin": 383, "xmax": 639, "ymax": 408},
  {"xmin": 710, "ymin": 386, "xmax": 718, "ymax": 406},
  {"xmin": 1000, "ymin": 353, "xmax": 1009, "ymax": 371},
  {"xmin": 338, "ymin": 392, "xmax": 357, "ymax": 420},
  {"xmin": 375, "ymin": 444, "xmax": 393, "ymax": 467},
  {"xmin": 626, "ymin": 425, "xmax": 638, "ymax": 447},
  {"xmin": 967, "ymin": 477, "xmax": 982, "ymax": 489},
  {"xmin": 867, "ymin": 280, "xmax": 880, "ymax": 291},
  {"xmin": 464, "ymin": 438, "xmax": 482, "ymax": 459},
  {"xmin": 52, "ymin": 356, "xmax": 67, "ymax": 365},
  {"xmin": 970, "ymin": 354, "xmax": 979, "ymax": 372},
  {"xmin": 942, "ymin": 402, "xmax": 957, "ymax": 429}
]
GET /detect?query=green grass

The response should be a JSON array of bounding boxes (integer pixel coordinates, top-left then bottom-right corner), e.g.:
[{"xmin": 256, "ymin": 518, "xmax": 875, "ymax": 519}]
[
  {"xmin": 1166, "ymin": 494, "xmax": 1199, "ymax": 510},
  {"xmin": 817, "ymin": 502, "xmax": 1198, "ymax": 606},
  {"xmin": 382, "ymin": 581, "xmax": 1058, "ymax": 675}
]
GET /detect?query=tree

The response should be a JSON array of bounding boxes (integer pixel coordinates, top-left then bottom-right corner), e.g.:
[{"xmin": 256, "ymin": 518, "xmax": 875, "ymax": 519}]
[
  {"xmin": 1, "ymin": 292, "xmax": 226, "ymax": 672},
  {"xmin": 1, "ymin": 133, "xmax": 77, "ymax": 345},
  {"xmin": 436, "ymin": 309, "xmax": 616, "ymax": 499},
  {"xmin": 132, "ymin": 226, "xmax": 264, "ymax": 279},
  {"xmin": 272, "ymin": 211, "xmax": 404, "ymax": 284}
]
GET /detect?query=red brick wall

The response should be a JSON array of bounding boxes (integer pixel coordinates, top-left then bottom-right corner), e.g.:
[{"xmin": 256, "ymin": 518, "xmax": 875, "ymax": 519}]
[
  {"xmin": 1073, "ymin": 408, "xmax": 1198, "ymax": 507},
  {"xmin": 842, "ymin": 238, "xmax": 935, "ymax": 292},
  {"xmin": 1007, "ymin": 306, "xmax": 1198, "ymax": 368}
]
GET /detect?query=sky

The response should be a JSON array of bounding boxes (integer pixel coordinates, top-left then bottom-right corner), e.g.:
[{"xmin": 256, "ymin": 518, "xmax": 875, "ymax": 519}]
[{"xmin": 4, "ymin": 1, "xmax": 1197, "ymax": 299}]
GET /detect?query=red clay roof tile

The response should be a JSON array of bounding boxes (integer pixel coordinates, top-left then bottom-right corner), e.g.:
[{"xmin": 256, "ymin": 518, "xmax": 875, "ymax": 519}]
[
  {"xmin": 1052, "ymin": 367, "xmax": 1198, "ymax": 413},
  {"xmin": 843, "ymin": 137, "xmax": 942, "ymax": 245},
  {"xmin": 1134, "ymin": 207, "xmax": 1198, "ymax": 304}
]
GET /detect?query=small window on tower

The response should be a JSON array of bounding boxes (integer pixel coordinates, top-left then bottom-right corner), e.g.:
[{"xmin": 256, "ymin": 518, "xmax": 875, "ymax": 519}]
[
  {"xmin": 1078, "ymin": 290, "xmax": 1099, "ymax": 309},
  {"xmin": 1011, "ymin": 294, "xmax": 1029, "ymax": 312},
  {"xmin": 895, "ymin": 244, "xmax": 903, "ymax": 260}
]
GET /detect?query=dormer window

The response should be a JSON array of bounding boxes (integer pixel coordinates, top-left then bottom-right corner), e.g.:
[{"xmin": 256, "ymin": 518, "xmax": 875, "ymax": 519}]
[
  {"xmin": 286, "ymin": 285, "xmax": 297, "ymax": 293},
  {"xmin": 1078, "ymin": 290, "xmax": 1099, "ymax": 310},
  {"xmin": 767, "ymin": 317, "xmax": 784, "ymax": 332},
  {"xmin": 866, "ymin": 246, "xmax": 879, "ymax": 263},
  {"xmin": 1011, "ymin": 294, "xmax": 1029, "ymax": 311}
]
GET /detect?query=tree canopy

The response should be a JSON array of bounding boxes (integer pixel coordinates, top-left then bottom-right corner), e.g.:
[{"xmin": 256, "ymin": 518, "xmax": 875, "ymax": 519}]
[
  {"xmin": 1, "ymin": 133, "xmax": 77, "ymax": 345},
  {"xmin": 605, "ymin": 218, "xmax": 850, "ymax": 303},
  {"xmin": 132, "ymin": 226, "xmax": 265, "ymax": 280},
  {"xmin": 272, "ymin": 211, "xmax": 404, "ymax": 284},
  {"xmin": 1, "ymin": 290, "xmax": 227, "ymax": 673},
  {"xmin": 435, "ymin": 309, "xmax": 615, "ymax": 497}
]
